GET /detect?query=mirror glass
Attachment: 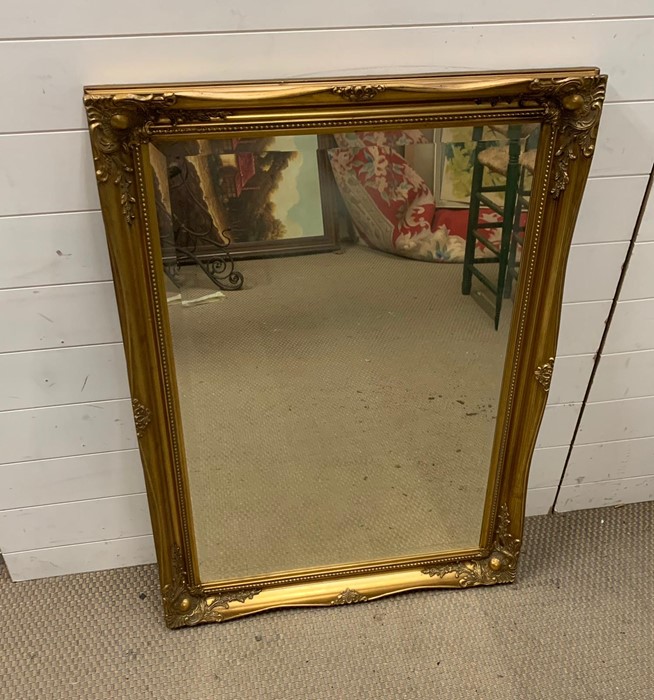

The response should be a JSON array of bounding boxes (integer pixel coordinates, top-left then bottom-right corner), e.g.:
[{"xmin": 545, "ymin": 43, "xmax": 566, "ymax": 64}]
[{"xmin": 149, "ymin": 122, "xmax": 540, "ymax": 583}]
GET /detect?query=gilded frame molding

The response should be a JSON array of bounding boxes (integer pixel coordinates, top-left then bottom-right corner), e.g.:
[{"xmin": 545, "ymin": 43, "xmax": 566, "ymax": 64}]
[{"xmin": 84, "ymin": 69, "xmax": 606, "ymax": 628}]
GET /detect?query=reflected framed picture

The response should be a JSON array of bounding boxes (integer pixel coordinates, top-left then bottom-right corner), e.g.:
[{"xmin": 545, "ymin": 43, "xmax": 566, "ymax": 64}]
[
  {"xmin": 435, "ymin": 127, "xmax": 504, "ymax": 208},
  {"xmin": 155, "ymin": 134, "xmax": 343, "ymax": 259}
]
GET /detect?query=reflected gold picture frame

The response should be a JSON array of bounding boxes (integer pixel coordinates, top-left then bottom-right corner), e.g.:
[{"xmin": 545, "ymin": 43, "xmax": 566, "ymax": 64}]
[{"xmin": 84, "ymin": 68, "xmax": 606, "ymax": 628}]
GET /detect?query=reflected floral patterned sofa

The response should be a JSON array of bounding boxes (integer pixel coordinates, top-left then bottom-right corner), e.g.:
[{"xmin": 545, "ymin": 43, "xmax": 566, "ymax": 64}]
[{"xmin": 328, "ymin": 130, "xmax": 503, "ymax": 263}]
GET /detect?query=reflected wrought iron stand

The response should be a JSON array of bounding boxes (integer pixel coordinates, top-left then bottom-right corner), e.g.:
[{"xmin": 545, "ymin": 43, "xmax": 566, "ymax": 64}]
[{"xmin": 161, "ymin": 160, "xmax": 244, "ymax": 291}]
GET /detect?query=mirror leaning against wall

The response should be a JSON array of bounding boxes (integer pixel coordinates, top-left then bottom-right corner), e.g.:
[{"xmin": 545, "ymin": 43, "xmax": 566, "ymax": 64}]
[{"xmin": 84, "ymin": 69, "xmax": 606, "ymax": 627}]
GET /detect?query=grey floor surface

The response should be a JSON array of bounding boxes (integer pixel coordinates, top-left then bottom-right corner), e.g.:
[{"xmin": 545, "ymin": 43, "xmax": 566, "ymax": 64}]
[{"xmin": 1, "ymin": 501, "xmax": 653, "ymax": 699}]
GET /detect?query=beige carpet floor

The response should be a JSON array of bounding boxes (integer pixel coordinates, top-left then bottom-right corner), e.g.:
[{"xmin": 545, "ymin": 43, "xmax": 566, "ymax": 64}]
[
  {"xmin": 167, "ymin": 246, "xmax": 512, "ymax": 582},
  {"xmin": 1, "ymin": 502, "xmax": 652, "ymax": 699}
]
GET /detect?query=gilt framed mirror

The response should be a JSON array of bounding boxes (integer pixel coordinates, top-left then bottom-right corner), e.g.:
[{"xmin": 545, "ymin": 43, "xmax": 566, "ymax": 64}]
[{"xmin": 84, "ymin": 69, "xmax": 606, "ymax": 628}]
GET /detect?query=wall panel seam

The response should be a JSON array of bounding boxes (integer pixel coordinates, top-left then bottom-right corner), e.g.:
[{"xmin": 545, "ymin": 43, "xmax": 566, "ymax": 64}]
[
  {"xmin": 0, "ymin": 447, "xmax": 140, "ymax": 467},
  {"xmin": 0, "ymin": 340, "xmax": 125, "ymax": 358},
  {"xmin": 0, "ymin": 396, "xmax": 132, "ymax": 415},
  {"xmin": 559, "ymin": 473, "xmax": 654, "ymax": 487},
  {"xmin": 570, "ymin": 241, "xmax": 633, "ymax": 248},
  {"xmin": 537, "ymin": 435, "xmax": 654, "ymax": 449},
  {"xmin": 0, "ymin": 397, "xmax": 129, "ymax": 415},
  {"xmin": 553, "ymin": 352, "xmax": 595, "ymax": 359},
  {"xmin": 2, "ymin": 533, "xmax": 154, "ymax": 557},
  {"xmin": 0, "ymin": 209, "xmax": 102, "ymax": 221},
  {"xmin": 2, "ymin": 15, "xmax": 654, "ymax": 44},
  {"xmin": 0, "ymin": 444, "xmax": 138, "ymax": 469},
  {"xmin": 0, "ymin": 279, "xmax": 114, "ymax": 293},
  {"xmin": 584, "ymin": 394, "xmax": 654, "ymax": 405},
  {"xmin": 0, "ymin": 491, "xmax": 147, "ymax": 514},
  {"xmin": 600, "ymin": 348, "xmax": 654, "ymax": 357},
  {"xmin": 562, "ymin": 435, "xmax": 654, "ymax": 447},
  {"xmin": 0, "ymin": 341, "xmax": 125, "ymax": 358}
]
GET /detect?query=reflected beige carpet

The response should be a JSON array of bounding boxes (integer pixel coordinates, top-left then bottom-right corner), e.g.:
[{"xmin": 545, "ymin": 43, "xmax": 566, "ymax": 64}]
[
  {"xmin": 1, "ymin": 502, "xmax": 653, "ymax": 699},
  {"xmin": 167, "ymin": 246, "xmax": 513, "ymax": 582}
]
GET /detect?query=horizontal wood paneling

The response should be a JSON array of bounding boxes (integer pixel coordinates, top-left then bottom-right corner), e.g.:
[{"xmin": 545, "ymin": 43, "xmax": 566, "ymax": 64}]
[
  {"xmin": 562, "ymin": 242, "xmax": 628, "ymax": 303},
  {"xmin": 0, "ymin": 282, "xmax": 121, "ymax": 353},
  {"xmin": 570, "ymin": 175, "xmax": 649, "ymax": 244},
  {"xmin": 525, "ymin": 487, "xmax": 556, "ymax": 516},
  {"xmin": 528, "ymin": 446, "xmax": 570, "ymax": 489},
  {"xmin": 563, "ymin": 436, "xmax": 654, "ymax": 484},
  {"xmin": 558, "ymin": 301, "xmax": 611, "ymax": 356},
  {"xmin": 589, "ymin": 102, "xmax": 654, "ymax": 177},
  {"xmin": 4, "ymin": 2, "xmax": 652, "ymax": 39},
  {"xmin": 0, "ymin": 21, "xmax": 652, "ymax": 135},
  {"xmin": 0, "ymin": 132, "xmax": 99, "ymax": 216},
  {"xmin": 0, "ymin": 449, "xmax": 144, "ymax": 509},
  {"xmin": 619, "ymin": 242, "xmax": 654, "ymax": 300},
  {"xmin": 548, "ymin": 354, "xmax": 595, "ymax": 405},
  {"xmin": 553, "ymin": 182, "xmax": 654, "ymax": 509},
  {"xmin": 588, "ymin": 349, "xmax": 654, "ymax": 401},
  {"xmin": 0, "ymin": 211, "xmax": 109, "ymax": 289},
  {"xmin": 535, "ymin": 403, "xmax": 582, "ymax": 449},
  {"xmin": 2, "ymin": 105, "xmax": 650, "ymax": 219},
  {"xmin": 576, "ymin": 396, "xmax": 654, "ymax": 445},
  {"xmin": 2, "ymin": 535, "xmax": 156, "ymax": 581},
  {"xmin": 0, "ymin": 398, "xmax": 137, "ymax": 464},
  {"xmin": 0, "ymin": 493, "xmax": 151, "ymax": 552},
  {"xmin": 0, "ymin": 343, "xmax": 129, "ymax": 411},
  {"xmin": 602, "ymin": 299, "xmax": 654, "ymax": 353},
  {"xmin": 555, "ymin": 474, "xmax": 654, "ymax": 512}
]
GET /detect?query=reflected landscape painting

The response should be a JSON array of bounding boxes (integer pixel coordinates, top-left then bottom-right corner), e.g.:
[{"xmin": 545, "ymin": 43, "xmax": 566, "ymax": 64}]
[{"xmin": 154, "ymin": 135, "xmax": 338, "ymax": 258}]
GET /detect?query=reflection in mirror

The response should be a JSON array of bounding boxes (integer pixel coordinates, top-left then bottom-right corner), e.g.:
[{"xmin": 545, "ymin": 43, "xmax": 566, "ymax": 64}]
[{"xmin": 149, "ymin": 122, "xmax": 540, "ymax": 583}]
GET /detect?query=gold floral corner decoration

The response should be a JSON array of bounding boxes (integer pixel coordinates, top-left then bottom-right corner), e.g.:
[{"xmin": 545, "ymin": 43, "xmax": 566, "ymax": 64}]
[
  {"xmin": 84, "ymin": 92, "xmax": 238, "ymax": 226},
  {"xmin": 330, "ymin": 588, "xmax": 369, "ymax": 605},
  {"xmin": 162, "ymin": 545, "xmax": 261, "ymax": 628},
  {"xmin": 527, "ymin": 75, "xmax": 606, "ymax": 197},
  {"xmin": 131, "ymin": 398, "xmax": 152, "ymax": 438},
  {"xmin": 331, "ymin": 85, "xmax": 386, "ymax": 102},
  {"xmin": 83, "ymin": 93, "xmax": 176, "ymax": 226},
  {"xmin": 534, "ymin": 358, "xmax": 555, "ymax": 392},
  {"xmin": 421, "ymin": 504, "xmax": 520, "ymax": 586}
]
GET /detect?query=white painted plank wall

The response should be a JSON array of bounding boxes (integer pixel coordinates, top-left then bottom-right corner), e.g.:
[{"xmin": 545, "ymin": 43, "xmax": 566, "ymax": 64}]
[
  {"xmin": 0, "ymin": 211, "xmax": 112, "ymax": 287},
  {"xmin": 0, "ymin": 6, "xmax": 652, "ymax": 578},
  {"xmin": 528, "ymin": 171, "xmax": 650, "ymax": 508},
  {"xmin": 4, "ymin": 1, "xmax": 652, "ymax": 39},
  {"xmin": 557, "ymin": 184, "xmax": 654, "ymax": 512},
  {"xmin": 1, "ymin": 21, "xmax": 653, "ymax": 135}
]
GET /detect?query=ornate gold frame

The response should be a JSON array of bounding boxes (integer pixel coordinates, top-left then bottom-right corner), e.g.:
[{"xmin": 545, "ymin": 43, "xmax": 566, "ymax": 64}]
[{"xmin": 84, "ymin": 69, "xmax": 606, "ymax": 628}]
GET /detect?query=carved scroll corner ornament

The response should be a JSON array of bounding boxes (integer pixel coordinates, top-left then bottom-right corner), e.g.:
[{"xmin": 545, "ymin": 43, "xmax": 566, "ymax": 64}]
[
  {"xmin": 83, "ymin": 92, "xmax": 178, "ymax": 225},
  {"xmin": 131, "ymin": 398, "xmax": 152, "ymax": 438},
  {"xmin": 330, "ymin": 588, "xmax": 369, "ymax": 605},
  {"xmin": 534, "ymin": 357, "xmax": 555, "ymax": 392},
  {"xmin": 331, "ymin": 84, "xmax": 386, "ymax": 102},
  {"xmin": 162, "ymin": 545, "xmax": 261, "ymax": 628},
  {"xmin": 421, "ymin": 504, "xmax": 520, "ymax": 587},
  {"xmin": 528, "ymin": 75, "xmax": 607, "ymax": 198}
]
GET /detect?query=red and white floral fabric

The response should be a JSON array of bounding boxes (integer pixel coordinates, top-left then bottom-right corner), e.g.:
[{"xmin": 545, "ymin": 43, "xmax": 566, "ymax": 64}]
[{"xmin": 328, "ymin": 130, "xmax": 465, "ymax": 262}]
